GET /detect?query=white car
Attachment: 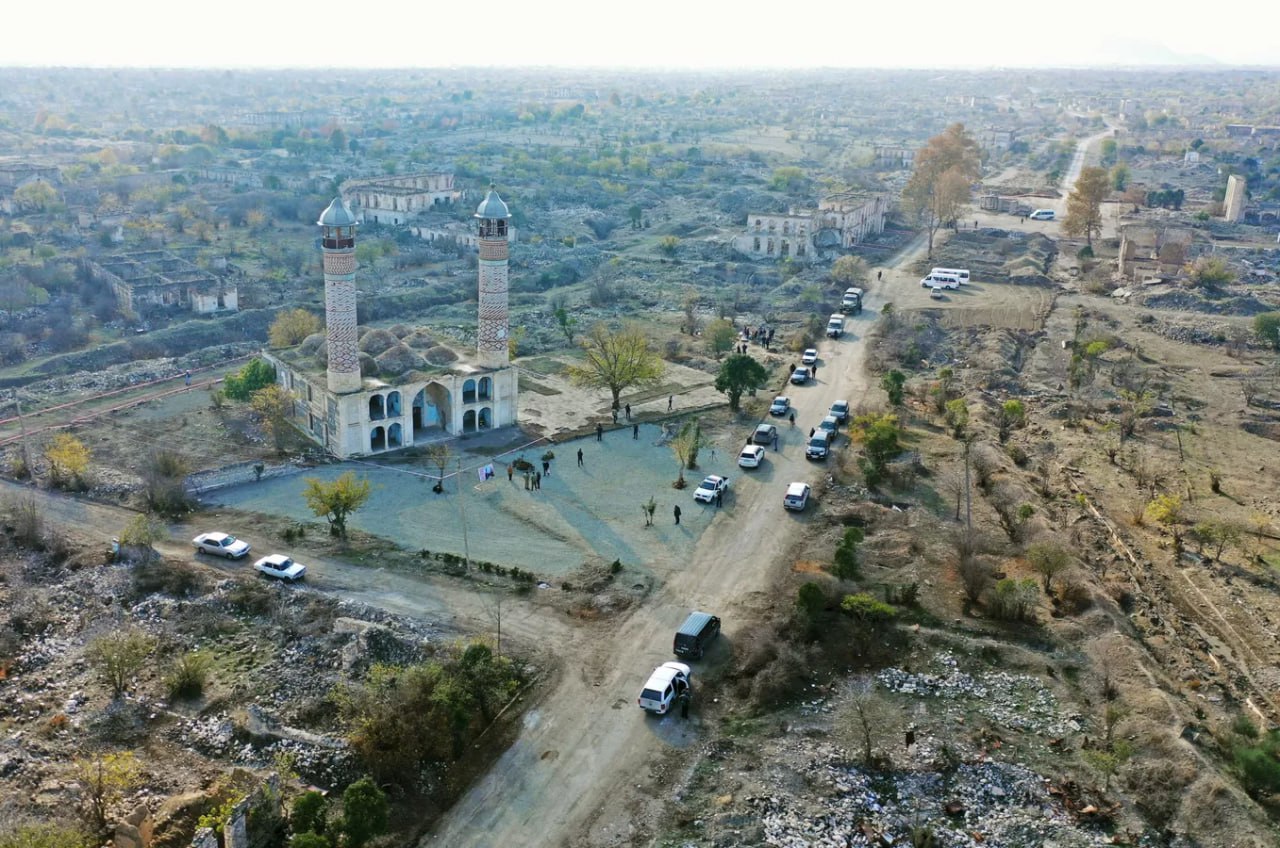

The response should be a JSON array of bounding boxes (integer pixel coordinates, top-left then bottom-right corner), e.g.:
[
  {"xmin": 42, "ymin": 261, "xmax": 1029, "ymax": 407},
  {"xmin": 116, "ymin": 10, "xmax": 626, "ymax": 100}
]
[
  {"xmin": 769, "ymin": 396, "xmax": 791, "ymax": 416},
  {"xmin": 738, "ymin": 445, "xmax": 765, "ymax": 468},
  {"xmin": 193, "ymin": 532, "xmax": 251, "ymax": 559},
  {"xmin": 693, "ymin": 475, "xmax": 729, "ymax": 503},
  {"xmin": 638, "ymin": 662, "xmax": 692, "ymax": 714},
  {"xmin": 790, "ymin": 367, "xmax": 811, "ymax": 385},
  {"xmin": 801, "ymin": 348, "xmax": 818, "ymax": 366},
  {"xmin": 253, "ymin": 554, "xmax": 307, "ymax": 582},
  {"xmin": 783, "ymin": 482, "xmax": 811, "ymax": 511}
]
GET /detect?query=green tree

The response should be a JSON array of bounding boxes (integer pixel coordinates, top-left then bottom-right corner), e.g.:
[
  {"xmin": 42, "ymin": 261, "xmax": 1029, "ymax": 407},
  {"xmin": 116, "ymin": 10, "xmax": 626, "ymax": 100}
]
[
  {"xmin": 669, "ymin": 418, "xmax": 704, "ymax": 488},
  {"xmin": 830, "ymin": 255, "xmax": 868, "ymax": 286},
  {"xmin": 1253, "ymin": 312, "xmax": 1280, "ymax": 350},
  {"xmin": 289, "ymin": 834, "xmax": 330, "ymax": 848},
  {"xmin": 85, "ymin": 631, "xmax": 154, "ymax": 697},
  {"xmin": 880, "ymin": 370, "xmax": 906, "ymax": 407},
  {"xmin": 1063, "ymin": 166, "xmax": 1110, "ymax": 249},
  {"xmin": 706, "ymin": 318, "xmax": 737, "ymax": 359},
  {"xmin": 770, "ymin": 166, "xmax": 808, "ymax": 193},
  {"xmin": 1186, "ymin": 256, "xmax": 1235, "ymax": 290},
  {"xmin": 251, "ymin": 385, "xmax": 294, "ymax": 451},
  {"xmin": 1110, "ymin": 164, "xmax": 1129, "ymax": 191},
  {"xmin": 291, "ymin": 790, "xmax": 329, "ymax": 837},
  {"xmin": 268, "ymin": 308, "xmax": 321, "ymax": 348},
  {"xmin": 1146, "ymin": 494, "xmax": 1186, "ymax": 549},
  {"xmin": 840, "ymin": 593, "xmax": 897, "ymax": 625},
  {"xmin": 74, "ymin": 752, "xmax": 141, "ymax": 835},
  {"xmin": 1025, "ymin": 542, "xmax": 1071, "ymax": 593},
  {"xmin": 329, "ymin": 128, "xmax": 347, "ymax": 153},
  {"xmin": 996, "ymin": 399, "xmax": 1026, "ymax": 443},
  {"xmin": 553, "ymin": 306, "xmax": 577, "ymax": 345},
  {"xmin": 832, "ymin": 526, "xmax": 864, "ymax": 580},
  {"xmin": 903, "ymin": 123, "xmax": 982, "ymax": 257},
  {"xmin": 568, "ymin": 323, "xmax": 665, "ymax": 412},
  {"xmin": 713, "ymin": 354, "xmax": 768, "ymax": 412},
  {"xmin": 944, "ymin": 398, "xmax": 970, "ymax": 438},
  {"xmin": 796, "ymin": 581, "xmax": 826, "ymax": 616},
  {"xmin": 223, "ymin": 359, "xmax": 277, "ymax": 401},
  {"xmin": 850, "ymin": 413, "xmax": 901, "ymax": 487},
  {"xmin": 627, "ymin": 204, "xmax": 643, "ymax": 229},
  {"xmin": 303, "ymin": 472, "xmax": 372, "ymax": 539},
  {"xmin": 119, "ymin": 513, "xmax": 168, "ymax": 564},
  {"xmin": 339, "ymin": 777, "xmax": 388, "ymax": 848},
  {"xmin": 13, "ymin": 181, "xmax": 61, "ymax": 212}
]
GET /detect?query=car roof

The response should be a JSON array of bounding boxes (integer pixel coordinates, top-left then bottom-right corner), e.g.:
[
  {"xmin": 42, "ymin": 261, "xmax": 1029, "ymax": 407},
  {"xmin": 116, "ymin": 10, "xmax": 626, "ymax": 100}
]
[
  {"xmin": 677, "ymin": 611, "xmax": 717, "ymax": 636},
  {"xmin": 204, "ymin": 531, "xmax": 230, "ymax": 541},
  {"xmin": 755, "ymin": 422, "xmax": 775, "ymax": 431},
  {"xmin": 261, "ymin": 554, "xmax": 291, "ymax": 565},
  {"xmin": 832, "ymin": 399, "xmax": 849, "ymax": 407},
  {"xmin": 786, "ymin": 482, "xmax": 809, "ymax": 495},
  {"xmin": 740, "ymin": 445, "xmax": 762, "ymax": 453},
  {"xmin": 822, "ymin": 414, "xmax": 839, "ymax": 423},
  {"xmin": 645, "ymin": 663, "xmax": 689, "ymax": 688},
  {"xmin": 703, "ymin": 475, "xmax": 725, "ymax": 483}
]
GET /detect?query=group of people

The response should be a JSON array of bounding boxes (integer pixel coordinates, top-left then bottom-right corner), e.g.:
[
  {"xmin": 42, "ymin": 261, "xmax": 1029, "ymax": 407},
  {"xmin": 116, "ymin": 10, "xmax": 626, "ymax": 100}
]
[{"xmin": 740, "ymin": 324, "xmax": 775, "ymax": 351}]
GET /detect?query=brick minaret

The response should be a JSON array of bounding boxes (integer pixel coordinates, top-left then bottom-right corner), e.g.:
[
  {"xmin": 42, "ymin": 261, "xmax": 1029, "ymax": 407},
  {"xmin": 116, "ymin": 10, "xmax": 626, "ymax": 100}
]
[
  {"xmin": 318, "ymin": 198, "xmax": 362, "ymax": 394},
  {"xmin": 474, "ymin": 186, "xmax": 511, "ymax": 368}
]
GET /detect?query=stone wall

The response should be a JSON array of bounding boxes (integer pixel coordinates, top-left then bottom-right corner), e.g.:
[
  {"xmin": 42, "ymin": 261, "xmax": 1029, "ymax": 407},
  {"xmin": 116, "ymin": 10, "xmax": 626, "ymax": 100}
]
[{"xmin": 188, "ymin": 774, "xmax": 282, "ymax": 848}]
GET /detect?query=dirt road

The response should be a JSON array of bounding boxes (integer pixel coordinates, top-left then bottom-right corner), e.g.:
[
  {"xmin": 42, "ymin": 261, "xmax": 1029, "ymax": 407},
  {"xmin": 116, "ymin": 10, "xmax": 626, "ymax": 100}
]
[{"xmin": 422, "ymin": 241, "xmax": 926, "ymax": 847}]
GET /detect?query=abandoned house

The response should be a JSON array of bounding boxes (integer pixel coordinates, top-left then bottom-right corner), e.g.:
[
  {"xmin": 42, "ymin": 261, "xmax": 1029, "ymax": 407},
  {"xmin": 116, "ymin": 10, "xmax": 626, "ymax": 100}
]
[
  {"xmin": 89, "ymin": 250, "xmax": 238, "ymax": 317},
  {"xmin": 733, "ymin": 191, "xmax": 889, "ymax": 263},
  {"xmin": 0, "ymin": 162, "xmax": 60, "ymax": 214},
  {"xmin": 344, "ymin": 172, "xmax": 463, "ymax": 226},
  {"xmin": 1119, "ymin": 225, "xmax": 1195, "ymax": 282},
  {"xmin": 263, "ymin": 190, "xmax": 518, "ymax": 459}
]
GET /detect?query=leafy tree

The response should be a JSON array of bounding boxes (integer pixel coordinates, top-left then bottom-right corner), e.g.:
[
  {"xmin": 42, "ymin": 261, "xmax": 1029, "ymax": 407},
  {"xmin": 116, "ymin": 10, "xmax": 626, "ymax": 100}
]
[
  {"xmin": 568, "ymin": 323, "xmax": 665, "ymax": 411},
  {"xmin": 770, "ymin": 166, "xmax": 808, "ymax": 193},
  {"xmin": 118, "ymin": 513, "xmax": 168, "ymax": 564},
  {"xmin": 627, "ymin": 205, "xmax": 643, "ymax": 228},
  {"xmin": 706, "ymin": 318, "xmax": 737, "ymax": 359},
  {"xmin": 989, "ymin": 578, "xmax": 1040, "ymax": 622},
  {"xmin": 796, "ymin": 581, "xmax": 826, "ymax": 616},
  {"xmin": 1146, "ymin": 494, "xmax": 1186, "ymax": 549},
  {"xmin": 252, "ymin": 385, "xmax": 294, "ymax": 451},
  {"xmin": 303, "ymin": 472, "xmax": 372, "ymax": 539},
  {"xmin": 713, "ymin": 354, "xmax": 768, "ymax": 412},
  {"xmin": 85, "ymin": 630, "xmax": 154, "ymax": 697},
  {"xmin": 840, "ymin": 593, "xmax": 897, "ymax": 625},
  {"xmin": 223, "ymin": 358, "xmax": 277, "ymax": 401},
  {"xmin": 13, "ymin": 181, "xmax": 60, "ymax": 212},
  {"xmin": 996, "ymin": 399, "xmax": 1026, "ymax": 443},
  {"xmin": 1253, "ymin": 312, "xmax": 1280, "ymax": 350},
  {"xmin": 290, "ymin": 834, "xmax": 330, "ymax": 848},
  {"xmin": 850, "ymin": 413, "xmax": 901, "ymax": 487},
  {"xmin": 1025, "ymin": 542, "xmax": 1071, "ymax": 593},
  {"xmin": 832, "ymin": 527, "xmax": 864, "ymax": 580},
  {"xmin": 903, "ymin": 123, "xmax": 982, "ymax": 256},
  {"xmin": 1063, "ymin": 166, "xmax": 1110, "ymax": 249},
  {"xmin": 553, "ymin": 306, "xmax": 577, "ymax": 345},
  {"xmin": 268, "ymin": 308, "xmax": 321, "ymax": 348},
  {"xmin": 1234, "ymin": 729, "xmax": 1280, "ymax": 797},
  {"xmin": 830, "ymin": 255, "xmax": 868, "ymax": 286},
  {"xmin": 669, "ymin": 418, "xmax": 704, "ymax": 487},
  {"xmin": 44, "ymin": 433, "xmax": 90, "ymax": 488},
  {"xmin": 339, "ymin": 777, "xmax": 388, "ymax": 848},
  {"xmin": 329, "ymin": 128, "xmax": 347, "ymax": 153},
  {"xmin": 1110, "ymin": 164, "xmax": 1129, "ymax": 191},
  {"xmin": 943, "ymin": 398, "xmax": 970, "ymax": 438},
  {"xmin": 880, "ymin": 370, "xmax": 906, "ymax": 407},
  {"xmin": 291, "ymin": 790, "xmax": 329, "ymax": 837},
  {"xmin": 1186, "ymin": 256, "xmax": 1235, "ymax": 290},
  {"xmin": 425, "ymin": 443, "xmax": 452, "ymax": 493},
  {"xmin": 74, "ymin": 752, "xmax": 141, "ymax": 835}
]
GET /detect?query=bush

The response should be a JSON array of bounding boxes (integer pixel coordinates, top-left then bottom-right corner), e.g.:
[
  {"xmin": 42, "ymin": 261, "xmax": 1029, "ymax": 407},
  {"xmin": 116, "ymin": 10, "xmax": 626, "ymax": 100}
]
[
  {"xmin": 0, "ymin": 823, "xmax": 90, "ymax": 848},
  {"xmin": 165, "ymin": 651, "xmax": 212, "ymax": 700},
  {"xmin": 1234, "ymin": 730, "xmax": 1280, "ymax": 797},
  {"xmin": 796, "ymin": 581, "xmax": 826, "ymax": 616},
  {"xmin": 290, "ymin": 790, "xmax": 328, "ymax": 838},
  {"xmin": 85, "ymin": 630, "xmax": 155, "ymax": 697},
  {"xmin": 339, "ymin": 777, "xmax": 388, "ymax": 848},
  {"xmin": 839, "ymin": 593, "xmax": 897, "ymax": 625},
  {"xmin": 831, "ymin": 527, "xmax": 863, "ymax": 580},
  {"xmin": 223, "ymin": 358, "xmax": 277, "ymax": 401},
  {"xmin": 132, "ymin": 561, "xmax": 208, "ymax": 599},
  {"xmin": 989, "ymin": 578, "xmax": 1039, "ymax": 622}
]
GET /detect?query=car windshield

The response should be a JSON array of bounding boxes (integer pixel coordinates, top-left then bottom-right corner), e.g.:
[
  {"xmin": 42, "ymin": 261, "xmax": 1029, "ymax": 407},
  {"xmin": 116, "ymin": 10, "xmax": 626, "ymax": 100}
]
[
  {"xmin": 221, "ymin": 536, "xmax": 238, "ymax": 545},
  {"xmin": 700, "ymin": 478, "xmax": 717, "ymax": 488},
  {"xmin": 756, "ymin": 425, "xmax": 771, "ymax": 433}
]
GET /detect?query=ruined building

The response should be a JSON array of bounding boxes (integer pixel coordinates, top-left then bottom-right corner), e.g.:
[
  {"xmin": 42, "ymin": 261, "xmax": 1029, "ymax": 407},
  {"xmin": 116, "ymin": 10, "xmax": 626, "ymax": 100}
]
[
  {"xmin": 733, "ymin": 192, "xmax": 890, "ymax": 263},
  {"xmin": 264, "ymin": 190, "xmax": 518, "ymax": 458},
  {"xmin": 89, "ymin": 250, "xmax": 238, "ymax": 317},
  {"xmin": 1223, "ymin": 174, "xmax": 1248, "ymax": 223},
  {"xmin": 344, "ymin": 172, "xmax": 462, "ymax": 226}
]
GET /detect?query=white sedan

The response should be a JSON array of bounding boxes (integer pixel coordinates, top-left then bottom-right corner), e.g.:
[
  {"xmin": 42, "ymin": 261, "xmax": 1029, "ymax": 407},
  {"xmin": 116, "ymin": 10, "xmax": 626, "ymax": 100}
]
[
  {"xmin": 738, "ymin": 445, "xmax": 765, "ymax": 468},
  {"xmin": 253, "ymin": 554, "xmax": 307, "ymax": 582},
  {"xmin": 693, "ymin": 475, "xmax": 729, "ymax": 503},
  {"xmin": 192, "ymin": 532, "xmax": 251, "ymax": 559},
  {"xmin": 801, "ymin": 348, "xmax": 818, "ymax": 366}
]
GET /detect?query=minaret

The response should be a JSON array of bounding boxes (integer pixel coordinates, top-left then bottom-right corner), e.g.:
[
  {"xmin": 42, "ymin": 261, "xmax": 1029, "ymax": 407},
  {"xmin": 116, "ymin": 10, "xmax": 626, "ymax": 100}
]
[
  {"xmin": 318, "ymin": 198, "xmax": 362, "ymax": 394},
  {"xmin": 474, "ymin": 186, "xmax": 511, "ymax": 368}
]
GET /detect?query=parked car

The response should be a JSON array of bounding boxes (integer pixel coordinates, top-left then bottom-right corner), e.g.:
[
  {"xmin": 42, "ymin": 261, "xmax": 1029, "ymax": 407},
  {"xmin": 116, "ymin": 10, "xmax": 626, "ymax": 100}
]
[
  {"xmin": 818, "ymin": 415, "xmax": 840, "ymax": 436},
  {"xmin": 790, "ymin": 367, "xmax": 811, "ymax": 385},
  {"xmin": 806, "ymin": 433, "xmax": 833, "ymax": 460},
  {"xmin": 826, "ymin": 314, "xmax": 845, "ymax": 338},
  {"xmin": 253, "ymin": 554, "xmax": 307, "ymax": 582},
  {"xmin": 930, "ymin": 286, "xmax": 945, "ymax": 300},
  {"xmin": 638, "ymin": 662, "xmax": 692, "ymax": 714},
  {"xmin": 693, "ymin": 475, "xmax": 729, "ymax": 503},
  {"xmin": 801, "ymin": 348, "xmax": 818, "ymax": 366},
  {"xmin": 920, "ymin": 273, "xmax": 960, "ymax": 290},
  {"xmin": 830, "ymin": 400, "xmax": 850, "ymax": 424},
  {"xmin": 673, "ymin": 611, "xmax": 721, "ymax": 660},
  {"xmin": 769, "ymin": 396, "xmax": 791, "ymax": 416},
  {"xmin": 192, "ymin": 532, "xmax": 251, "ymax": 559},
  {"xmin": 738, "ymin": 445, "xmax": 765, "ymax": 468},
  {"xmin": 753, "ymin": 423, "xmax": 778, "ymax": 445},
  {"xmin": 783, "ymin": 482, "xmax": 811, "ymax": 511}
]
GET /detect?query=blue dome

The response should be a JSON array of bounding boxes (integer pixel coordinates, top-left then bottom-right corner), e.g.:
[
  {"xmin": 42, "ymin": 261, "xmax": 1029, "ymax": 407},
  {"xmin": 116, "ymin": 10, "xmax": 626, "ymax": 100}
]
[
  {"xmin": 317, "ymin": 197, "xmax": 357, "ymax": 227},
  {"xmin": 474, "ymin": 188, "xmax": 510, "ymax": 220}
]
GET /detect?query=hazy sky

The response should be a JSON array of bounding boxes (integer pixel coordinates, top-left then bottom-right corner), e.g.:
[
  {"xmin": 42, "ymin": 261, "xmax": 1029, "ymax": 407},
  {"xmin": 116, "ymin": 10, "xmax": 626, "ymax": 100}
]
[{"xmin": 6, "ymin": 0, "xmax": 1278, "ymax": 68}]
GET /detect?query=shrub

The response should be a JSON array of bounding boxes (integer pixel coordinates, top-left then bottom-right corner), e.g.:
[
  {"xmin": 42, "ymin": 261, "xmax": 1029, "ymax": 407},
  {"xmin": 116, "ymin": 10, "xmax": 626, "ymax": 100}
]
[
  {"xmin": 165, "ymin": 651, "xmax": 212, "ymax": 700},
  {"xmin": 839, "ymin": 593, "xmax": 897, "ymax": 625},
  {"xmin": 85, "ymin": 630, "xmax": 155, "ymax": 697},
  {"xmin": 0, "ymin": 822, "xmax": 90, "ymax": 848},
  {"xmin": 1234, "ymin": 730, "xmax": 1280, "ymax": 797},
  {"xmin": 339, "ymin": 777, "xmax": 389, "ymax": 848},
  {"xmin": 796, "ymin": 581, "xmax": 826, "ymax": 616},
  {"xmin": 989, "ymin": 578, "xmax": 1039, "ymax": 622},
  {"xmin": 290, "ymin": 790, "xmax": 328, "ymax": 837},
  {"xmin": 831, "ymin": 527, "xmax": 863, "ymax": 580},
  {"xmin": 222, "ymin": 358, "xmax": 277, "ymax": 401}
]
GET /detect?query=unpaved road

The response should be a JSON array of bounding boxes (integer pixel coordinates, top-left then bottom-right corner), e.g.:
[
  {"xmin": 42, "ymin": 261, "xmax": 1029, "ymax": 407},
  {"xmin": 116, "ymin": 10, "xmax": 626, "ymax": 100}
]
[{"xmin": 422, "ymin": 239, "xmax": 927, "ymax": 847}]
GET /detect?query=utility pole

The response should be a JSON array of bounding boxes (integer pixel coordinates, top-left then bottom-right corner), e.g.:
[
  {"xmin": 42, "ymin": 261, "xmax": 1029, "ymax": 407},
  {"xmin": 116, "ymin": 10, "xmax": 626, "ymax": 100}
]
[
  {"xmin": 457, "ymin": 457, "xmax": 470, "ymax": 572},
  {"xmin": 963, "ymin": 436, "xmax": 973, "ymax": 531},
  {"xmin": 14, "ymin": 398, "xmax": 32, "ymax": 481}
]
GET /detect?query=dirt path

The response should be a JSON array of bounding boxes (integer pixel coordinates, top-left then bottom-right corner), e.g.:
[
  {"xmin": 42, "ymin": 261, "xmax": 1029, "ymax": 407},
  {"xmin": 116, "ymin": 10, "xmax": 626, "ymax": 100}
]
[{"xmin": 422, "ymin": 242, "xmax": 926, "ymax": 847}]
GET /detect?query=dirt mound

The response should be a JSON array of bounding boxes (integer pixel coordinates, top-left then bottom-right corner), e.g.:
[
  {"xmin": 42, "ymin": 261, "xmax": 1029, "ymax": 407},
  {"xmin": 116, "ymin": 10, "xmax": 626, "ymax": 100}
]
[
  {"xmin": 375, "ymin": 343, "xmax": 426, "ymax": 377},
  {"xmin": 424, "ymin": 345, "xmax": 459, "ymax": 366},
  {"xmin": 358, "ymin": 328, "xmax": 399, "ymax": 356},
  {"xmin": 298, "ymin": 332, "xmax": 325, "ymax": 356},
  {"xmin": 389, "ymin": 323, "xmax": 413, "ymax": 339},
  {"xmin": 405, "ymin": 330, "xmax": 436, "ymax": 350},
  {"xmin": 358, "ymin": 351, "xmax": 379, "ymax": 377},
  {"xmin": 1139, "ymin": 289, "xmax": 1278, "ymax": 316}
]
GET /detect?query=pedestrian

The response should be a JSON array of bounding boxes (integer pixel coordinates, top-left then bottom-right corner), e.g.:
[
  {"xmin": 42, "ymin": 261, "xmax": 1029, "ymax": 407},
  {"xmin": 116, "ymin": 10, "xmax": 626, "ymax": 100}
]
[
  {"xmin": 715, "ymin": 489, "xmax": 723, "ymax": 508},
  {"xmin": 811, "ymin": 361, "xmax": 817, "ymax": 377},
  {"xmin": 611, "ymin": 408, "xmax": 618, "ymax": 424},
  {"xmin": 625, "ymin": 403, "xmax": 631, "ymax": 421},
  {"xmin": 788, "ymin": 410, "xmax": 795, "ymax": 426},
  {"xmin": 633, "ymin": 423, "xmax": 639, "ymax": 439},
  {"xmin": 184, "ymin": 370, "xmax": 192, "ymax": 388},
  {"xmin": 809, "ymin": 427, "xmax": 815, "ymax": 438},
  {"xmin": 542, "ymin": 460, "xmax": 550, "ymax": 475},
  {"xmin": 535, "ymin": 471, "xmax": 542, "ymax": 490},
  {"xmin": 773, "ymin": 432, "xmax": 779, "ymax": 451},
  {"xmin": 507, "ymin": 463, "xmax": 514, "ymax": 482},
  {"xmin": 577, "ymin": 448, "xmax": 585, "ymax": 467},
  {"xmin": 596, "ymin": 423, "xmax": 603, "ymax": 442},
  {"xmin": 877, "ymin": 270, "xmax": 882, "ymax": 281},
  {"xmin": 673, "ymin": 504, "xmax": 682, "ymax": 525},
  {"xmin": 680, "ymin": 689, "xmax": 690, "ymax": 719},
  {"xmin": 668, "ymin": 395, "xmax": 673, "ymax": 411},
  {"xmin": 974, "ymin": 219, "xmax": 979, "ymax": 229}
]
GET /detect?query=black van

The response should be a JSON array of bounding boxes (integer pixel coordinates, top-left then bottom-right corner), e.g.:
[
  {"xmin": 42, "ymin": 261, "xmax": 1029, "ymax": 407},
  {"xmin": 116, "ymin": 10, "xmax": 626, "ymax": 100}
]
[{"xmin": 673, "ymin": 611, "xmax": 721, "ymax": 660}]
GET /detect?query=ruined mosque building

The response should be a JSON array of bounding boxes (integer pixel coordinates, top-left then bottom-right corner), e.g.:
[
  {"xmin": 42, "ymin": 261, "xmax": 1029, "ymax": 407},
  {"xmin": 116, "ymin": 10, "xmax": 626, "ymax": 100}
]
[
  {"xmin": 264, "ymin": 189, "xmax": 518, "ymax": 459},
  {"xmin": 733, "ymin": 191, "xmax": 890, "ymax": 263}
]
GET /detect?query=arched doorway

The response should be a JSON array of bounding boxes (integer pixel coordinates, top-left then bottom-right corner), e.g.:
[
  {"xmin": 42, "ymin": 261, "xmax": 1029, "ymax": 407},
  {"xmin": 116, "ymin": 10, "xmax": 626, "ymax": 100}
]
[
  {"xmin": 370, "ymin": 426, "xmax": 386, "ymax": 451},
  {"xmin": 369, "ymin": 394, "xmax": 385, "ymax": 421},
  {"xmin": 462, "ymin": 410, "xmax": 476, "ymax": 432},
  {"xmin": 387, "ymin": 391, "xmax": 402, "ymax": 417},
  {"xmin": 478, "ymin": 407, "xmax": 492, "ymax": 430},
  {"xmin": 463, "ymin": 378, "xmax": 477, "ymax": 404},
  {"xmin": 413, "ymin": 383, "xmax": 451, "ymax": 437},
  {"xmin": 388, "ymin": 422, "xmax": 403, "ymax": 448},
  {"xmin": 478, "ymin": 377, "xmax": 492, "ymax": 401}
]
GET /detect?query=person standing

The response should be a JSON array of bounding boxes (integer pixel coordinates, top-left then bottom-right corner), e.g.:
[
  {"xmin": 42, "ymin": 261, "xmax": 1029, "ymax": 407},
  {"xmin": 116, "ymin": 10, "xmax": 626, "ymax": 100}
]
[
  {"xmin": 788, "ymin": 410, "xmax": 795, "ymax": 426},
  {"xmin": 811, "ymin": 361, "xmax": 817, "ymax": 378},
  {"xmin": 877, "ymin": 270, "xmax": 882, "ymax": 281},
  {"xmin": 506, "ymin": 463, "xmax": 514, "ymax": 482},
  {"xmin": 673, "ymin": 504, "xmax": 682, "ymax": 525},
  {"xmin": 596, "ymin": 423, "xmax": 603, "ymax": 442},
  {"xmin": 668, "ymin": 395, "xmax": 673, "ymax": 411},
  {"xmin": 633, "ymin": 423, "xmax": 639, "ymax": 440},
  {"xmin": 184, "ymin": 370, "xmax": 192, "ymax": 388},
  {"xmin": 715, "ymin": 489, "xmax": 723, "ymax": 508},
  {"xmin": 680, "ymin": 690, "xmax": 690, "ymax": 719},
  {"xmin": 772, "ymin": 431, "xmax": 779, "ymax": 451},
  {"xmin": 611, "ymin": 408, "xmax": 618, "ymax": 424},
  {"xmin": 577, "ymin": 448, "xmax": 584, "ymax": 467},
  {"xmin": 624, "ymin": 403, "xmax": 631, "ymax": 421},
  {"xmin": 535, "ymin": 471, "xmax": 542, "ymax": 490}
]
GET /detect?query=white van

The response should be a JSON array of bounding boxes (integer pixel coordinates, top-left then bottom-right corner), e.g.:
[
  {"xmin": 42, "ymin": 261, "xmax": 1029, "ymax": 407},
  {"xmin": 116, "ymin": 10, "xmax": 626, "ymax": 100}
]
[
  {"xmin": 920, "ymin": 272, "xmax": 960, "ymax": 290},
  {"xmin": 930, "ymin": 267, "xmax": 970, "ymax": 285},
  {"xmin": 1029, "ymin": 209, "xmax": 1055, "ymax": 221},
  {"xmin": 826, "ymin": 314, "xmax": 845, "ymax": 338}
]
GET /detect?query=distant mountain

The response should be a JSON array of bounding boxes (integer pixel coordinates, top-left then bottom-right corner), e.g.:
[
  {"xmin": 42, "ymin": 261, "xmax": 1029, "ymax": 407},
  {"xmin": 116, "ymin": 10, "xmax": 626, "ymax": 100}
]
[{"xmin": 1082, "ymin": 38, "xmax": 1224, "ymax": 67}]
